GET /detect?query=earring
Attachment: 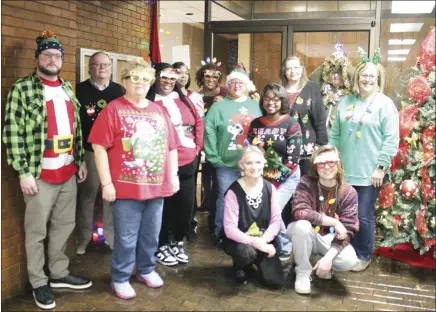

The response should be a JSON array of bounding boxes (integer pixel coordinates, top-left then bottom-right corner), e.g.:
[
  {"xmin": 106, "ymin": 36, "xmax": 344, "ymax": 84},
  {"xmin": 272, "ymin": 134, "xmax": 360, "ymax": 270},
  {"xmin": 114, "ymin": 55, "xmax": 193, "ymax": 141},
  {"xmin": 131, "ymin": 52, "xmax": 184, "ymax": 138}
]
[{"xmin": 240, "ymin": 170, "xmax": 245, "ymax": 177}]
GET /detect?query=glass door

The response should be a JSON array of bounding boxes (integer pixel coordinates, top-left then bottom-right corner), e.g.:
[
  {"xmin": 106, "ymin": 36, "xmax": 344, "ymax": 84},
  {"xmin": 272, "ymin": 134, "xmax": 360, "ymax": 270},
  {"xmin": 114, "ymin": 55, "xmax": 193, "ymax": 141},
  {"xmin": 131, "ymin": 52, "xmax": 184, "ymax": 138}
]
[{"xmin": 212, "ymin": 31, "xmax": 284, "ymax": 91}]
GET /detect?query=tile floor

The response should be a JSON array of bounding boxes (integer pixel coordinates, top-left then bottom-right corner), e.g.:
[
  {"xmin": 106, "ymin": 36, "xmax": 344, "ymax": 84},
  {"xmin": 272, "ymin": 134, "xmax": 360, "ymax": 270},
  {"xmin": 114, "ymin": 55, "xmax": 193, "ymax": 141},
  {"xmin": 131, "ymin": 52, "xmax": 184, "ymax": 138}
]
[{"xmin": 2, "ymin": 213, "xmax": 435, "ymax": 311}]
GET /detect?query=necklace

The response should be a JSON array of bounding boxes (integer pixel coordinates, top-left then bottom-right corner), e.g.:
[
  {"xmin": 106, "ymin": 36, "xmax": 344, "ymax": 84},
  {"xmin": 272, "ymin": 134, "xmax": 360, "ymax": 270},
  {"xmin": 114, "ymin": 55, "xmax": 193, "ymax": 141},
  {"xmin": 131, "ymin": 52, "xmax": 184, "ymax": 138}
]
[
  {"xmin": 345, "ymin": 92, "xmax": 378, "ymax": 138},
  {"xmin": 315, "ymin": 182, "xmax": 339, "ymax": 234}
]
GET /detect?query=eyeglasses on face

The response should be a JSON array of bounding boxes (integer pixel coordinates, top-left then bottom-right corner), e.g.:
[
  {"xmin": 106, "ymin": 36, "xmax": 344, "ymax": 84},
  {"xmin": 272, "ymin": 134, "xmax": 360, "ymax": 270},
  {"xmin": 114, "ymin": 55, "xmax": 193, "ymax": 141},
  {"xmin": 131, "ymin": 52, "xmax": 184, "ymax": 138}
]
[
  {"xmin": 91, "ymin": 63, "xmax": 111, "ymax": 68},
  {"xmin": 40, "ymin": 52, "xmax": 63, "ymax": 60},
  {"xmin": 204, "ymin": 73, "xmax": 221, "ymax": 80},
  {"xmin": 263, "ymin": 97, "xmax": 281, "ymax": 104},
  {"xmin": 315, "ymin": 161, "xmax": 338, "ymax": 169},
  {"xmin": 160, "ymin": 75, "xmax": 177, "ymax": 82},
  {"xmin": 124, "ymin": 75, "xmax": 151, "ymax": 84},
  {"xmin": 229, "ymin": 80, "xmax": 245, "ymax": 87},
  {"xmin": 286, "ymin": 66, "xmax": 300, "ymax": 72},
  {"xmin": 359, "ymin": 74, "xmax": 377, "ymax": 81}
]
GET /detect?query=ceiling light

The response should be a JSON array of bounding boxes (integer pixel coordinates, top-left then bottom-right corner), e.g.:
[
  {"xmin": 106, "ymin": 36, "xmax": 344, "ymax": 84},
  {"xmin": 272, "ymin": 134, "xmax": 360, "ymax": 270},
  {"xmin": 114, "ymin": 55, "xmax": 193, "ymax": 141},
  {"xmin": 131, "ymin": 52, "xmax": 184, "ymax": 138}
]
[
  {"xmin": 160, "ymin": 29, "xmax": 164, "ymax": 33},
  {"xmin": 391, "ymin": 1, "xmax": 434, "ymax": 14},
  {"xmin": 388, "ymin": 57, "xmax": 407, "ymax": 61},
  {"xmin": 388, "ymin": 49, "xmax": 410, "ymax": 55},
  {"xmin": 390, "ymin": 23, "xmax": 424, "ymax": 32},
  {"xmin": 388, "ymin": 39, "xmax": 417, "ymax": 45}
]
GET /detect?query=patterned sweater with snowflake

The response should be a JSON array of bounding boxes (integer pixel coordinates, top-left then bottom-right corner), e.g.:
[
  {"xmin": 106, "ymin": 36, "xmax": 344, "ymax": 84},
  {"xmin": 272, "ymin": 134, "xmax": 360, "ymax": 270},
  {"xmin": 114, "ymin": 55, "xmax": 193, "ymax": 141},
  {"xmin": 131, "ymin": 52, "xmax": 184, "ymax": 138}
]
[
  {"xmin": 248, "ymin": 115, "xmax": 302, "ymax": 186},
  {"xmin": 291, "ymin": 176, "xmax": 359, "ymax": 253}
]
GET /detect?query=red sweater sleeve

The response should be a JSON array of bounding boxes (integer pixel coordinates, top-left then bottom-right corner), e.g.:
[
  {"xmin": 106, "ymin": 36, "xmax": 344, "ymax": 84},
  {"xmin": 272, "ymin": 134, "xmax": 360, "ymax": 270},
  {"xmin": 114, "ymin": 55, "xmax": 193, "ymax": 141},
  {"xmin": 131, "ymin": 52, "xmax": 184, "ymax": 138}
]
[{"xmin": 291, "ymin": 176, "xmax": 323, "ymax": 225}]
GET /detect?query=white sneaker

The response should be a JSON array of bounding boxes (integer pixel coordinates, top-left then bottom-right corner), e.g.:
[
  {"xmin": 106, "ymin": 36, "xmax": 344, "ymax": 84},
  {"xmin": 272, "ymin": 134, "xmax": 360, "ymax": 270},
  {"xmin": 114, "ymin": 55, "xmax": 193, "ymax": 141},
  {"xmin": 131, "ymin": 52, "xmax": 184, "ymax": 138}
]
[
  {"xmin": 351, "ymin": 259, "xmax": 371, "ymax": 272},
  {"xmin": 111, "ymin": 281, "xmax": 136, "ymax": 300},
  {"xmin": 295, "ymin": 276, "xmax": 311, "ymax": 295},
  {"xmin": 76, "ymin": 242, "xmax": 89, "ymax": 255},
  {"xmin": 170, "ymin": 241, "xmax": 189, "ymax": 263},
  {"xmin": 136, "ymin": 270, "xmax": 164, "ymax": 288},
  {"xmin": 155, "ymin": 245, "xmax": 178, "ymax": 266}
]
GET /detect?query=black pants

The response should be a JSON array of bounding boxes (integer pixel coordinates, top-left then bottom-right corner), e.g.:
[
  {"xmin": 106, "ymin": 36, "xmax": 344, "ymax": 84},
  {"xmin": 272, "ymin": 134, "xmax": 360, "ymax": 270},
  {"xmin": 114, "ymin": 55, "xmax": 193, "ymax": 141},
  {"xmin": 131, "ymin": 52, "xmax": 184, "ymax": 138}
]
[
  {"xmin": 221, "ymin": 238, "xmax": 284, "ymax": 289},
  {"xmin": 159, "ymin": 157, "xmax": 199, "ymax": 246},
  {"xmin": 299, "ymin": 158, "xmax": 311, "ymax": 177},
  {"xmin": 201, "ymin": 161, "xmax": 218, "ymax": 232}
]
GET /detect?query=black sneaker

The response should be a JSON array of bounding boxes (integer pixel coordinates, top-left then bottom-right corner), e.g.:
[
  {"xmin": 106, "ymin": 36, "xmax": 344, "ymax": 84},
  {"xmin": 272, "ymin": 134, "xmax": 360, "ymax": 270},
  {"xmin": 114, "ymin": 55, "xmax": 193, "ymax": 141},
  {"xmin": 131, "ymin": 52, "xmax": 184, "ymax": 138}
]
[
  {"xmin": 33, "ymin": 285, "xmax": 56, "ymax": 309},
  {"xmin": 155, "ymin": 245, "xmax": 178, "ymax": 266},
  {"xmin": 50, "ymin": 274, "xmax": 92, "ymax": 290},
  {"xmin": 169, "ymin": 241, "xmax": 189, "ymax": 264}
]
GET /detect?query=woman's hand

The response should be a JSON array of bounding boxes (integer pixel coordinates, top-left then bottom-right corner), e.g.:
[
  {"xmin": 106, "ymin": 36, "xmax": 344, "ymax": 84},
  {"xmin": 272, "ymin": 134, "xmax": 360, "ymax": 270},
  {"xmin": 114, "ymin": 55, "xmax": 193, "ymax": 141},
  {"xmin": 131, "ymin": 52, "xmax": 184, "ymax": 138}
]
[
  {"xmin": 252, "ymin": 237, "xmax": 276, "ymax": 257},
  {"xmin": 334, "ymin": 220, "xmax": 348, "ymax": 240},
  {"xmin": 313, "ymin": 255, "xmax": 333, "ymax": 277},
  {"xmin": 171, "ymin": 175, "xmax": 180, "ymax": 194},
  {"xmin": 102, "ymin": 183, "xmax": 116, "ymax": 202},
  {"xmin": 372, "ymin": 167, "xmax": 385, "ymax": 188}
]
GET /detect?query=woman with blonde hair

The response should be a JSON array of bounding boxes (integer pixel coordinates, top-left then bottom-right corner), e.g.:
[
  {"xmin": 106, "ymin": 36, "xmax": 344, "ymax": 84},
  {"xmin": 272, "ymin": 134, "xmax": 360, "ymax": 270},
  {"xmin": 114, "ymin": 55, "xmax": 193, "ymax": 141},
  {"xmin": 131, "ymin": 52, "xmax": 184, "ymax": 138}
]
[
  {"xmin": 88, "ymin": 59, "xmax": 180, "ymax": 299},
  {"xmin": 221, "ymin": 145, "xmax": 284, "ymax": 288},
  {"xmin": 288, "ymin": 145, "xmax": 359, "ymax": 295},
  {"xmin": 280, "ymin": 56, "xmax": 328, "ymax": 176},
  {"xmin": 329, "ymin": 48, "xmax": 398, "ymax": 272}
]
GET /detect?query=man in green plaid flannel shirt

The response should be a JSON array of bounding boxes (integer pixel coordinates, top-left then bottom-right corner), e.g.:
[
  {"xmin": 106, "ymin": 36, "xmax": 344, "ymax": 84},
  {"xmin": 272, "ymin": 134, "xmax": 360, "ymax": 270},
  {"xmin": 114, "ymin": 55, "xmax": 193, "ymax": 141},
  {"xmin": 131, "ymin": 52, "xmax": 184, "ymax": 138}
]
[{"xmin": 2, "ymin": 31, "xmax": 92, "ymax": 310}]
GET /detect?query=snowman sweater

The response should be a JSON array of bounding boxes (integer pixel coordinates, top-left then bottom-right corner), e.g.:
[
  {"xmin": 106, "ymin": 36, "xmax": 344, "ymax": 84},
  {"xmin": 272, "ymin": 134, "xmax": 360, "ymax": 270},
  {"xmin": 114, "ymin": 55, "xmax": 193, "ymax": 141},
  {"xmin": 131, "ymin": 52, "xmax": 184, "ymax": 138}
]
[{"xmin": 77, "ymin": 80, "xmax": 124, "ymax": 151}]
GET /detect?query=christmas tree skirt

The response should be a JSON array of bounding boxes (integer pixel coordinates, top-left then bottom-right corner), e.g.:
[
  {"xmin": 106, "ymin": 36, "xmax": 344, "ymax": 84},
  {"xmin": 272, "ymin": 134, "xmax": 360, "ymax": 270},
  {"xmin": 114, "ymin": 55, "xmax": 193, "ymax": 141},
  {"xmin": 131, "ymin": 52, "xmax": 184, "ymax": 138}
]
[{"xmin": 374, "ymin": 243, "xmax": 436, "ymax": 269}]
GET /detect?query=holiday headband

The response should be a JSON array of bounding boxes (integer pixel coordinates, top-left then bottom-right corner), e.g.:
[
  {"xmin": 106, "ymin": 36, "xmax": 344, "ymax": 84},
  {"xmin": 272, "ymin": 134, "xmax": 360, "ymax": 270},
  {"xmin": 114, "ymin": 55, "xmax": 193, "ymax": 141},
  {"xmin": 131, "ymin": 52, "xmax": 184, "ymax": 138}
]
[
  {"xmin": 200, "ymin": 56, "xmax": 221, "ymax": 67},
  {"xmin": 313, "ymin": 153, "xmax": 340, "ymax": 164},
  {"xmin": 35, "ymin": 30, "xmax": 64, "ymax": 58},
  {"xmin": 226, "ymin": 62, "xmax": 256, "ymax": 91},
  {"xmin": 357, "ymin": 47, "xmax": 381, "ymax": 65},
  {"xmin": 332, "ymin": 42, "xmax": 348, "ymax": 61},
  {"xmin": 321, "ymin": 42, "xmax": 353, "ymax": 90}
]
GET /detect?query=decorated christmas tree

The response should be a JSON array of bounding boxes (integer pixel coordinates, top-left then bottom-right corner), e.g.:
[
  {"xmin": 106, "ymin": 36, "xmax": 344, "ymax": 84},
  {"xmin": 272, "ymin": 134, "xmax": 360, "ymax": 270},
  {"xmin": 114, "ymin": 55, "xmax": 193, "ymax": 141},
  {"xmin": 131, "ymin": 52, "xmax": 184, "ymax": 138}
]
[{"xmin": 377, "ymin": 28, "xmax": 436, "ymax": 256}]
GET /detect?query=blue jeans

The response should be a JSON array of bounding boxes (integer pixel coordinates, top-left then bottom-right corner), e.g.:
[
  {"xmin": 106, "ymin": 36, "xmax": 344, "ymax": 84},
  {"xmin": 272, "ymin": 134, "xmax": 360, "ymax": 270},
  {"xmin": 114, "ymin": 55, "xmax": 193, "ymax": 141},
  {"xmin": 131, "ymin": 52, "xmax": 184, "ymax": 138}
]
[
  {"xmin": 215, "ymin": 167, "xmax": 240, "ymax": 236},
  {"xmin": 111, "ymin": 198, "xmax": 164, "ymax": 283},
  {"xmin": 276, "ymin": 168, "xmax": 301, "ymax": 255},
  {"xmin": 351, "ymin": 185, "xmax": 381, "ymax": 261}
]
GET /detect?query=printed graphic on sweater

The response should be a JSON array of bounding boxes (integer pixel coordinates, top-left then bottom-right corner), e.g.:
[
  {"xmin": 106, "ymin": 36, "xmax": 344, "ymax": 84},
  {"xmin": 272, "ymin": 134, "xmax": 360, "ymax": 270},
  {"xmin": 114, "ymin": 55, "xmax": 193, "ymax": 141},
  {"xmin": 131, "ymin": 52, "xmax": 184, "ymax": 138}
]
[
  {"xmin": 118, "ymin": 111, "xmax": 167, "ymax": 184},
  {"xmin": 227, "ymin": 106, "xmax": 257, "ymax": 150}
]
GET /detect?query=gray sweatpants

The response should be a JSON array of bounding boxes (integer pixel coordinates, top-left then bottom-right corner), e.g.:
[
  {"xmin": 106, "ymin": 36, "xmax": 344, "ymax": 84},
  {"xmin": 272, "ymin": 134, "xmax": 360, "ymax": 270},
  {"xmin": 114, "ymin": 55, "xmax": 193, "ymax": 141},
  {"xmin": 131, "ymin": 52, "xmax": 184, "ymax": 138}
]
[
  {"xmin": 287, "ymin": 220, "xmax": 358, "ymax": 278},
  {"xmin": 23, "ymin": 176, "xmax": 77, "ymax": 288}
]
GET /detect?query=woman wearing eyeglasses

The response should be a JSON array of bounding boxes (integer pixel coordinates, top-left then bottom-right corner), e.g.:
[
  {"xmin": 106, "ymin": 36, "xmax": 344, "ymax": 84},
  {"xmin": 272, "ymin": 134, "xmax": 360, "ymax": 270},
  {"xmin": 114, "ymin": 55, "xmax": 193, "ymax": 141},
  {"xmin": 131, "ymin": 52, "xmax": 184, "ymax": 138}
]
[
  {"xmin": 88, "ymin": 59, "xmax": 180, "ymax": 299},
  {"xmin": 329, "ymin": 50, "xmax": 399, "ymax": 272},
  {"xmin": 280, "ymin": 56, "xmax": 328, "ymax": 176},
  {"xmin": 195, "ymin": 61, "xmax": 228, "ymax": 233},
  {"xmin": 147, "ymin": 63, "xmax": 204, "ymax": 267},
  {"xmin": 204, "ymin": 64, "xmax": 262, "ymax": 241},
  {"xmin": 288, "ymin": 145, "xmax": 359, "ymax": 295},
  {"xmin": 248, "ymin": 83, "xmax": 302, "ymax": 262}
]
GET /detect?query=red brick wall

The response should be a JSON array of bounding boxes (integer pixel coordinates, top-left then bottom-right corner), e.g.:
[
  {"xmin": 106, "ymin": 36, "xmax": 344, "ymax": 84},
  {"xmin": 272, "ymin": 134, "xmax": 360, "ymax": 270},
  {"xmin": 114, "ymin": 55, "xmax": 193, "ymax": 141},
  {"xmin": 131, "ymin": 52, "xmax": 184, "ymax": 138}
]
[{"xmin": 1, "ymin": 0, "xmax": 152, "ymax": 301}]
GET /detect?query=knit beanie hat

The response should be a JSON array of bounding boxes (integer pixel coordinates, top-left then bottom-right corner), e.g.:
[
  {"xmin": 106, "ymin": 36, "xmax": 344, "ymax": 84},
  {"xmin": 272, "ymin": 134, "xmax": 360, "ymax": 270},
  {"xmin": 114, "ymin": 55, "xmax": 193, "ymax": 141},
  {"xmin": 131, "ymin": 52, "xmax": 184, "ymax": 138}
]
[
  {"xmin": 226, "ymin": 62, "xmax": 256, "ymax": 92},
  {"xmin": 35, "ymin": 31, "xmax": 64, "ymax": 59}
]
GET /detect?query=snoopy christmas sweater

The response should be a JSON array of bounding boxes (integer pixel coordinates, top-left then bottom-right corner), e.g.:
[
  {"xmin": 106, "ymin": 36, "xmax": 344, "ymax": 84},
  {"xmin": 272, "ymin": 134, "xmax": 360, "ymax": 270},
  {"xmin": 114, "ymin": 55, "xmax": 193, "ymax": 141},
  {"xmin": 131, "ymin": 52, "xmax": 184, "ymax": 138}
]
[{"xmin": 204, "ymin": 96, "xmax": 261, "ymax": 171}]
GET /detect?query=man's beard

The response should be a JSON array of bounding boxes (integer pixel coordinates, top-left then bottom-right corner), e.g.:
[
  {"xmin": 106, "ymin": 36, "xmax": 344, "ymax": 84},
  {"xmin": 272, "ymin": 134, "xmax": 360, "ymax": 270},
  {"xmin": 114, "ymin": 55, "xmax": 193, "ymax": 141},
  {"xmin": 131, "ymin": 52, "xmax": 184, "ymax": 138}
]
[{"xmin": 38, "ymin": 64, "xmax": 61, "ymax": 77}]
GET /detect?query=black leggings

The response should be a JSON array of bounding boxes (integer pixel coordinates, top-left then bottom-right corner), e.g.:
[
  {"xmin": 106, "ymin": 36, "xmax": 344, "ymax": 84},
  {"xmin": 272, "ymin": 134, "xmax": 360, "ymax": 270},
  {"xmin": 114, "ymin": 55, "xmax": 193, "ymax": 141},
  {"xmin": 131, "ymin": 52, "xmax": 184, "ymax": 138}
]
[
  {"xmin": 159, "ymin": 157, "xmax": 199, "ymax": 245},
  {"xmin": 221, "ymin": 238, "xmax": 284, "ymax": 289}
]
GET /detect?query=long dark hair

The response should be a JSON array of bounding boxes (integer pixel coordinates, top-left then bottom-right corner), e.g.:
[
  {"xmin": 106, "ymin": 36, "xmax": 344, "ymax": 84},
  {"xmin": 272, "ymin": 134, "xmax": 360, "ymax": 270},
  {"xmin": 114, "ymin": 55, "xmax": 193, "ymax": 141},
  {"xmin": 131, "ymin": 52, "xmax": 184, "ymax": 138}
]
[
  {"xmin": 172, "ymin": 61, "xmax": 191, "ymax": 90},
  {"xmin": 146, "ymin": 62, "xmax": 196, "ymax": 118}
]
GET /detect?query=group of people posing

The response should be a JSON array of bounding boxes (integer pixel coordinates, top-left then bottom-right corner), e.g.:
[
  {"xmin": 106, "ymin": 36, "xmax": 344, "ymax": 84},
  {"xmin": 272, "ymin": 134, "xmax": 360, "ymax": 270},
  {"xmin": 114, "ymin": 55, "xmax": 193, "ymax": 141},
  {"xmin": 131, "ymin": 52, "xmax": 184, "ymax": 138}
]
[{"xmin": 3, "ymin": 31, "xmax": 399, "ymax": 309}]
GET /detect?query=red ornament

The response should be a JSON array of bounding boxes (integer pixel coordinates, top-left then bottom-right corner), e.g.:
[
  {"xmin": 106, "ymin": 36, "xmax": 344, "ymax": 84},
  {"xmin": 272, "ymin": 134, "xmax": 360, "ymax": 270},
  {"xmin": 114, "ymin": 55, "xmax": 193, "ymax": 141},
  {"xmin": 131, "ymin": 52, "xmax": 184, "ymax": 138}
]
[
  {"xmin": 421, "ymin": 124, "xmax": 435, "ymax": 165},
  {"xmin": 399, "ymin": 105, "xmax": 420, "ymax": 139},
  {"xmin": 399, "ymin": 180, "xmax": 419, "ymax": 200},
  {"xmin": 415, "ymin": 209, "xmax": 428, "ymax": 236},
  {"xmin": 417, "ymin": 27, "xmax": 436, "ymax": 73},
  {"xmin": 424, "ymin": 238, "xmax": 436, "ymax": 248},
  {"xmin": 378, "ymin": 184, "xmax": 395, "ymax": 208},
  {"xmin": 407, "ymin": 75, "xmax": 431, "ymax": 104},
  {"xmin": 394, "ymin": 215, "xmax": 402, "ymax": 222}
]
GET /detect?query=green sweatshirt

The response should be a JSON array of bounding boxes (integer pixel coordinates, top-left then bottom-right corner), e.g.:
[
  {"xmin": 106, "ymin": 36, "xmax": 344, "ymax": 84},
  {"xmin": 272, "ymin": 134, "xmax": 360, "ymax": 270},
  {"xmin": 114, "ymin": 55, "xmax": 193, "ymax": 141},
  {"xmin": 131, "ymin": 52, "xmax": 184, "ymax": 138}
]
[
  {"xmin": 204, "ymin": 96, "xmax": 261, "ymax": 171},
  {"xmin": 329, "ymin": 93, "xmax": 399, "ymax": 186}
]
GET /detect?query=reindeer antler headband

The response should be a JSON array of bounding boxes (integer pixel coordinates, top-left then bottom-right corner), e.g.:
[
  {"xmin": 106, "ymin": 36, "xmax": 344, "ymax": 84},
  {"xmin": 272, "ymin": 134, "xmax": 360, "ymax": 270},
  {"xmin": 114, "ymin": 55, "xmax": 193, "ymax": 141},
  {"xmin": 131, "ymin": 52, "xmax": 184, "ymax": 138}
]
[{"xmin": 357, "ymin": 47, "xmax": 381, "ymax": 65}]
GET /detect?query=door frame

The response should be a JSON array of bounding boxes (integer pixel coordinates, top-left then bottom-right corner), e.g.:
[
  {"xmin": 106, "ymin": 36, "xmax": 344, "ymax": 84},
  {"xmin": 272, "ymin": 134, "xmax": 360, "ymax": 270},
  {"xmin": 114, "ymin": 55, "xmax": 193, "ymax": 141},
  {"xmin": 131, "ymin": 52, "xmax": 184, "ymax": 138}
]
[{"xmin": 204, "ymin": 1, "xmax": 381, "ymax": 63}]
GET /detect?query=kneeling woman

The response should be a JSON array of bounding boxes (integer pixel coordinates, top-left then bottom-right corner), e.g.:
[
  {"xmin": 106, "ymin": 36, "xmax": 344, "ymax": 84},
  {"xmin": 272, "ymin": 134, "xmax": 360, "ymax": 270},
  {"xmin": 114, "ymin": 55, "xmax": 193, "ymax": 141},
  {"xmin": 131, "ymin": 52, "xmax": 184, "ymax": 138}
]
[
  {"xmin": 221, "ymin": 146, "xmax": 284, "ymax": 289},
  {"xmin": 288, "ymin": 145, "xmax": 359, "ymax": 295}
]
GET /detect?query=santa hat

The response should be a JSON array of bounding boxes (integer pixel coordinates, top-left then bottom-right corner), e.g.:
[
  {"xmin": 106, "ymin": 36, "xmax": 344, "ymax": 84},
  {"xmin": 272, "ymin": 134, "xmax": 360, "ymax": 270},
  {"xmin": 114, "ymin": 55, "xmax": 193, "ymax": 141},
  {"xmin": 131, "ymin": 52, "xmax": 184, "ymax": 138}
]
[
  {"xmin": 35, "ymin": 30, "xmax": 64, "ymax": 59},
  {"xmin": 226, "ymin": 62, "xmax": 256, "ymax": 92}
]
